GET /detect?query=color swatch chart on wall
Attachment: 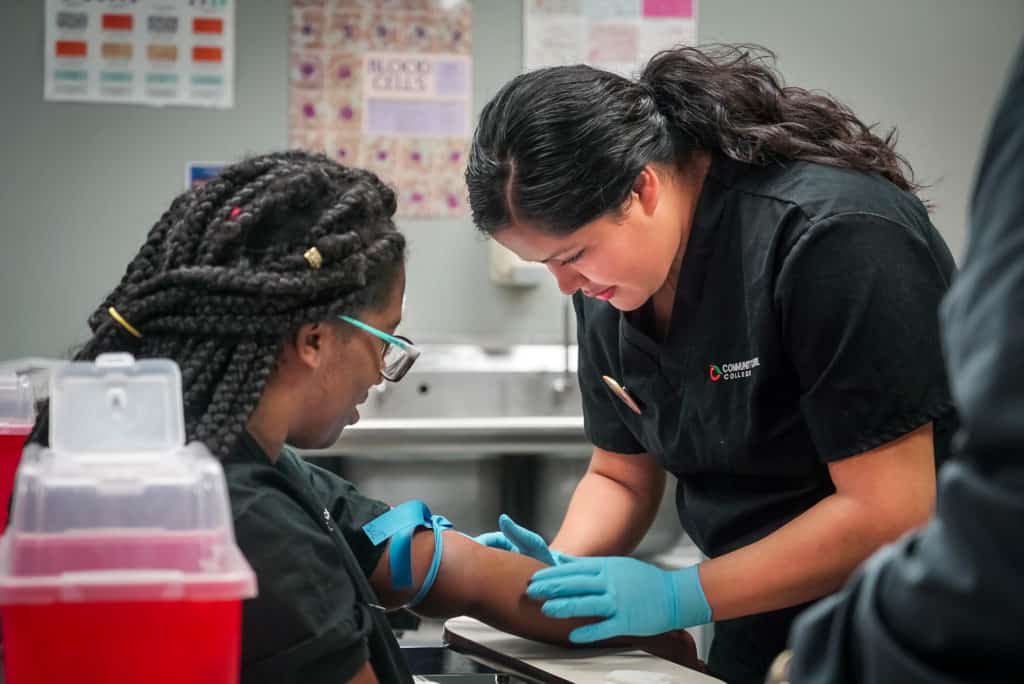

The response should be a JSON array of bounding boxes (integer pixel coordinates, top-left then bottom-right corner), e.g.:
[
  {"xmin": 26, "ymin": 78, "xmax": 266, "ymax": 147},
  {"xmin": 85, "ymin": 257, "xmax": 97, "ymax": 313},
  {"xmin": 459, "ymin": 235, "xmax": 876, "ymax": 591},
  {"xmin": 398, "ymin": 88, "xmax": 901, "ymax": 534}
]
[
  {"xmin": 289, "ymin": 0, "xmax": 473, "ymax": 219},
  {"xmin": 44, "ymin": 0, "xmax": 235, "ymax": 108},
  {"xmin": 525, "ymin": 0, "xmax": 697, "ymax": 77}
]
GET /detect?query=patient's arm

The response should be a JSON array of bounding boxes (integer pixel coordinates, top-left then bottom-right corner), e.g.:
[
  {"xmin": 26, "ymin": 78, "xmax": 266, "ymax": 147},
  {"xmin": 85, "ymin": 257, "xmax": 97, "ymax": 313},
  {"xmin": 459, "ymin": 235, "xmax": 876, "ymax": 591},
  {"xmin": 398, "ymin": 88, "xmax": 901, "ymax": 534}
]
[{"xmin": 369, "ymin": 530, "xmax": 704, "ymax": 671}]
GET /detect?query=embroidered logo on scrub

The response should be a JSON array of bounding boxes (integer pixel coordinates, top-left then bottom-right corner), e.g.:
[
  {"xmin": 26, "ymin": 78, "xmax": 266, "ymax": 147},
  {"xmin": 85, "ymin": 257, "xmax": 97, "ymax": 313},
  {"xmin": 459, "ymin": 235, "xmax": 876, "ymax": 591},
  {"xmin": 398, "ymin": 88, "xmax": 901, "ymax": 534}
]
[{"xmin": 709, "ymin": 356, "xmax": 760, "ymax": 382}]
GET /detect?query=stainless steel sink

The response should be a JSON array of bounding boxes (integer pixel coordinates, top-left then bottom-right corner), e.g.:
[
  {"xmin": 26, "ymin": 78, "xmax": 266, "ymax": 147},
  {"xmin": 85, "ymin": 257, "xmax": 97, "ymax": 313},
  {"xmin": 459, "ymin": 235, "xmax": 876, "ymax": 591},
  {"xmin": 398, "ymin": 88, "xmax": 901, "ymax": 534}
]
[
  {"xmin": 337, "ymin": 345, "xmax": 584, "ymax": 454},
  {"xmin": 363, "ymin": 367, "xmax": 583, "ymax": 421},
  {"xmin": 314, "ymin": 344, "xmax": 684, "ymax": 557}
]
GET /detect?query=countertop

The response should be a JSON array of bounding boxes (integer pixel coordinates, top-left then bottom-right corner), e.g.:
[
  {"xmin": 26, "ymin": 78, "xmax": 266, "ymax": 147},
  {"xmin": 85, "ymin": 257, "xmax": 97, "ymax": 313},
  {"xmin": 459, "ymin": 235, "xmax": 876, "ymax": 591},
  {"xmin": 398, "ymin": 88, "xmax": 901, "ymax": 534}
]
[{"xmin": 443, "ymin": 617, "xmax": 722, "ymax": 684}]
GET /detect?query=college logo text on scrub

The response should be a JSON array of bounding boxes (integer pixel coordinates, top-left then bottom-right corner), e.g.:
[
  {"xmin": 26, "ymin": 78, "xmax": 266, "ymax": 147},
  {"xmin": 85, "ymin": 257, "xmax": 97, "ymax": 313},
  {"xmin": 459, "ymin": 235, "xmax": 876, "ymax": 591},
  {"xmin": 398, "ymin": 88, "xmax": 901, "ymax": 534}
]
[{"xmin": 709, "ymin": 356, "xmax": 760, "ymax": 382}]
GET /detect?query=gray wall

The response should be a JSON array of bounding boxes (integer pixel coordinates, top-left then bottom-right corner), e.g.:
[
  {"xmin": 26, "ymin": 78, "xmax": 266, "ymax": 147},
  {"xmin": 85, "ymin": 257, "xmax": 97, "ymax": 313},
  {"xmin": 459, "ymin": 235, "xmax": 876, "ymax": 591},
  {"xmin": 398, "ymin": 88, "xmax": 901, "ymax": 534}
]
[{"xmin": 1, "ymin": 0, "xmax": 1021, "ymax": 360}]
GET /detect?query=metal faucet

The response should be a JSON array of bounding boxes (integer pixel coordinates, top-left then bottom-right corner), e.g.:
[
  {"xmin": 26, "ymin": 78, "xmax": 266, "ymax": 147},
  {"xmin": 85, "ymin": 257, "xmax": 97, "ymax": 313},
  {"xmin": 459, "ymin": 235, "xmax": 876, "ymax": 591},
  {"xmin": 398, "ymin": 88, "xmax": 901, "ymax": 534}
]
[{"xmin": 551, "ymin": 296, "xmax": 574, "ymax": 401}]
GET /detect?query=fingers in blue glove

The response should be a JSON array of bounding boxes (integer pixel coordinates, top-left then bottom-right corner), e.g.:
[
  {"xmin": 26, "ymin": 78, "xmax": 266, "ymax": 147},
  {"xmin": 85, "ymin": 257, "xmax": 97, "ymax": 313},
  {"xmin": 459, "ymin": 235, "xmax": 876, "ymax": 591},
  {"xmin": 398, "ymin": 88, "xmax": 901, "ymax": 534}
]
[
  {"xmin": 498, "ymin": 513, "xmax": 558, "ymax": 566},
  {"xmin": 498, "ymin": 514, "xmax": 548, "ymax": 553},
  {"xmin": 541, "ymin": 594, "xmax": 617, "ymax": 619},
  {"xmin": 569, "ymin": 620, "xmax": 621, "ymax": 644},
  {"xmin": 527, "ymin": 558, "xmax": 712, "ymax": 643},
  {"xmin": 473, "ymin": 530, "xmax": 516, "ymax": 551},
  {"xmin": 530, "ymin": 557, "xmax": 604, "ymax": 581},
  {"xmin": 527, "ymin": 573, "xmax": 607, "ymax": 600}
]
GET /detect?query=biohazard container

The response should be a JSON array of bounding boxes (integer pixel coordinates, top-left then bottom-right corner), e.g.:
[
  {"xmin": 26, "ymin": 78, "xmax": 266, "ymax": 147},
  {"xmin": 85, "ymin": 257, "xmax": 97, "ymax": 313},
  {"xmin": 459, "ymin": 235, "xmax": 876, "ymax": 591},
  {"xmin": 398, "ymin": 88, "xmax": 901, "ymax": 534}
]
[
  {"xmin": 0, "ymin": 372, "xmax": 34, "ymax": 531},
  {"xmin": 0, "ymin": 353, "xmax": 256, "ymax": 684}
]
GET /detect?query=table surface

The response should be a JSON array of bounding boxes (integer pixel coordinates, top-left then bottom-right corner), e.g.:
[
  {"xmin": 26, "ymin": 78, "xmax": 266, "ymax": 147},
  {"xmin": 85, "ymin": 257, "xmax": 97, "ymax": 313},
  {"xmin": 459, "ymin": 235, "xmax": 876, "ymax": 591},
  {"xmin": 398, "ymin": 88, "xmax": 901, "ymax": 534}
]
[{"xmin": 443, "ymin": 617, "xmax": 722, "ymax": 684}]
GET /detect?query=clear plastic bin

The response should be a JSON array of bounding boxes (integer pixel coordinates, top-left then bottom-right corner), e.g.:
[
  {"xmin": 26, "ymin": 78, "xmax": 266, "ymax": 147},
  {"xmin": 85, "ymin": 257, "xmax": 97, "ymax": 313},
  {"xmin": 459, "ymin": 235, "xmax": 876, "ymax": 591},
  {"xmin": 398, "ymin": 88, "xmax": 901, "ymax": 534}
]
[
  {"xmin": 0, "ymin": 372, "xmax": 35, "ymax": 531},
  {"xmin": 0, "ymin": 353, "xmax": 257, "ymax": 684}
]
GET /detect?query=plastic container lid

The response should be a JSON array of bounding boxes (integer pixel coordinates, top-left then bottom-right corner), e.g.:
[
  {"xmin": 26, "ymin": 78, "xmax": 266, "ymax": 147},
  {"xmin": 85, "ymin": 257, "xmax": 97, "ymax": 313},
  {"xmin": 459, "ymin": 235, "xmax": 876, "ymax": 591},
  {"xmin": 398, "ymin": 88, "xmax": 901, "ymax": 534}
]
[
  {"xmin": 0, "ymin": 357, "xmax": 64, "ymax": 404},
  {"xmin": 0, "ymin": 372, "xmax": 34, "ymax": 435},
  {"xmin": 49, "ymin": 352, "xmax": 185, "ymax": 456},
  {"xmin": 0, "ymin": 353, "xmax": 256, "ymax": 605}
]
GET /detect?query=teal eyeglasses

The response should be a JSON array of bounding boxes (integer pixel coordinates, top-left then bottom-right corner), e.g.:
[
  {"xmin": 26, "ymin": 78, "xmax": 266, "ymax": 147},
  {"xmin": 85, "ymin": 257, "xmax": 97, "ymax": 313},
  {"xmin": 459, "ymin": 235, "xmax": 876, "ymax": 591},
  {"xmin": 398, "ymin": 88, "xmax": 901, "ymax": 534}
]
[{"xmin": 339, "ymin": 315, "xmax": 420, "ymax": 382}]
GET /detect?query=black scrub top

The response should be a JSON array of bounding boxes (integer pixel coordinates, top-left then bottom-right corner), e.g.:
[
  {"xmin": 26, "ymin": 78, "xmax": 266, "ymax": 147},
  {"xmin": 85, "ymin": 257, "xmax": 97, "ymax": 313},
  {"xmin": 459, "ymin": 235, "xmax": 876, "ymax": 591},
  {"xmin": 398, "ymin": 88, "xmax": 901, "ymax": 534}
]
[
  {"xmin": 787, "ymin": 42, "xmax": 1024, "ymax": 684},
  {"xmin": 576, "ymin": 153, "xmax": 957, "ymax": 683},
  {"xmin": 223, "ymin": 431, "xmax": 413, "ymax": 684}
]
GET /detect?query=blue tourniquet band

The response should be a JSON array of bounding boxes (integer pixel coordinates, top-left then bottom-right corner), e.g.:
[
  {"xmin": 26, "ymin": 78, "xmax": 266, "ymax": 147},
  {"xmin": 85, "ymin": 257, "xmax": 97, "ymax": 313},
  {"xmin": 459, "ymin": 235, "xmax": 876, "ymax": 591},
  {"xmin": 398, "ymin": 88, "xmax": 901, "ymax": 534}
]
[{"xmin": 363, "ymin": 500, "xmax": 453, "ymax": 607}]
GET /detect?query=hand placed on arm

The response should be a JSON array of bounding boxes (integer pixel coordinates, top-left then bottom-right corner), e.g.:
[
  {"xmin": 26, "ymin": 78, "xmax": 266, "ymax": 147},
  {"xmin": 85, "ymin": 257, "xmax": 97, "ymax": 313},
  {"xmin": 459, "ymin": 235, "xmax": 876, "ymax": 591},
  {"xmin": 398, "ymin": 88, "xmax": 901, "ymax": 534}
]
[
  {"xmin": 370, "ymin": 528, "xmax": 706, "ymax": 671},
  {"xmin": 474, "ymin": 514, "xmax": 573, "ymax": 566},
  {"xmin": 527, "ymin": 556, "xmax": 711, "ymax": 643}
]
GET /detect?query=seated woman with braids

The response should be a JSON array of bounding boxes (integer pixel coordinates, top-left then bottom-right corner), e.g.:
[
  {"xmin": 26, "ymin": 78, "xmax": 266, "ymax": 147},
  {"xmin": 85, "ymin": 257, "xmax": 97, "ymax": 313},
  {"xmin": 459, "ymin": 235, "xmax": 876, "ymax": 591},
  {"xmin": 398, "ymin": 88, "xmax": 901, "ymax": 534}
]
[{"xmin": 26, "ymin": 151, "xmax": 701, "ymax": 683}]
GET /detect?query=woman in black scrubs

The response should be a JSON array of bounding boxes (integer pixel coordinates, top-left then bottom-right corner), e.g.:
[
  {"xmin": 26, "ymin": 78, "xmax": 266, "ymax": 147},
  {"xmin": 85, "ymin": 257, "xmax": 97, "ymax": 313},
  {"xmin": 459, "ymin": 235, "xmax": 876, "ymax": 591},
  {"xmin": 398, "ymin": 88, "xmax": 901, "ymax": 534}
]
[{"xmin": 467, "ymin": 44, "xmax": 957, "ymax": 684}]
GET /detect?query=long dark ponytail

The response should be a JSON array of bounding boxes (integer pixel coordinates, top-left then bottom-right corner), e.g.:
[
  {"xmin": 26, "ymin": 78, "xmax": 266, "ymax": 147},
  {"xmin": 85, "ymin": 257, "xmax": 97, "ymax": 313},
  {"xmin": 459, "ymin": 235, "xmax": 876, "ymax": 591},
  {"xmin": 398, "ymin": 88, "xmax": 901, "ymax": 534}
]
[
  {"xmin": 642, "ymin": 44, "xmax": 917, "ymax": 190},
  {"xmin": 466, "ymin": 43, "xmax": 919, "ymax": 237}
]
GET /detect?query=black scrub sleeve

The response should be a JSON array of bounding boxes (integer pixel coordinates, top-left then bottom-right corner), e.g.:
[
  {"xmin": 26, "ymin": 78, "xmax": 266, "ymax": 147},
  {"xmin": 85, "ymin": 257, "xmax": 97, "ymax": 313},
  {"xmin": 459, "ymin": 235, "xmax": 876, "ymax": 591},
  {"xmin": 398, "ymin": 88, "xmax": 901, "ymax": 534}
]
[
  {"xmin": 233, "ymin": 490, "xmax": 376, "ymax": 684},
  {"xmin": 774, "ymin": 210, "xmax": 954, "ymax": 462},
  {"xmin": 574, "ymin": 293, "xmax": 646, "ymax": 454},
  {"xmin": 304, "ymin": 459, "xmax": 391, "ymax": 577}
]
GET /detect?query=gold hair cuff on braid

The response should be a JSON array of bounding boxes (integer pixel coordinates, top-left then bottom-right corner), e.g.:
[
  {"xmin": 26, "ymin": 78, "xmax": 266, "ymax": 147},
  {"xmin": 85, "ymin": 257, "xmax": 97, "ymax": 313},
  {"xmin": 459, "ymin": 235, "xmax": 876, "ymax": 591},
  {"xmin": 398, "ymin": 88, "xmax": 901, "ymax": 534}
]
[
  {"xmin": 304, "ymin": 246, "xmax": 323, "ymax": 270},
  {"xmin": 108, "ymin": 306, "xmax": 143, "ymax": 339}
]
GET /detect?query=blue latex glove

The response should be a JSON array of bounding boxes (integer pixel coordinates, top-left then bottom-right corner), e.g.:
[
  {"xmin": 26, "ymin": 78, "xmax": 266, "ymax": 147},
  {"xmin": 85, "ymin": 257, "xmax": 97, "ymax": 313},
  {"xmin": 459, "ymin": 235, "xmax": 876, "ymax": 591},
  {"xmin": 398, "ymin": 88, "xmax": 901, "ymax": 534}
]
[
  {"xmin": 473, "ymin": 514, "xmax": 572, "ymax": 566},
  {"xmin": 527, "ymin": 557, "xmax": 711, "ymax": 643}
]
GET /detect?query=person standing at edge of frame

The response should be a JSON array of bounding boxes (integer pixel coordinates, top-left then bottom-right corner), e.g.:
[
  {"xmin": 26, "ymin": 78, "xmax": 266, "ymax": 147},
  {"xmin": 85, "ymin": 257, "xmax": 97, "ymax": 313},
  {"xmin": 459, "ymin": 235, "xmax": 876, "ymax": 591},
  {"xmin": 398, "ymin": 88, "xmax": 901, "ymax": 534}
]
[{"xmin": 778, "ymin": 38, "xmax": 1024, "ymax": 684}]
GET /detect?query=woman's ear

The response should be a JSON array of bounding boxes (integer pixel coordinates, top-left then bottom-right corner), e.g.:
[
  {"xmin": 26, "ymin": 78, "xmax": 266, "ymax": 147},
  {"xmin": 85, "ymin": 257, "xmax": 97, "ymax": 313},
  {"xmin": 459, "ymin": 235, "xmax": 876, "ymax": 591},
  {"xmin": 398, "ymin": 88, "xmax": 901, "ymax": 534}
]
[
  {"xmin": 632, "ymin": 165, "xmax": 662, "ymax": 217},
  {"xmin": 293, "ymin": 322, "xmax": 325, "ymax": 370}
]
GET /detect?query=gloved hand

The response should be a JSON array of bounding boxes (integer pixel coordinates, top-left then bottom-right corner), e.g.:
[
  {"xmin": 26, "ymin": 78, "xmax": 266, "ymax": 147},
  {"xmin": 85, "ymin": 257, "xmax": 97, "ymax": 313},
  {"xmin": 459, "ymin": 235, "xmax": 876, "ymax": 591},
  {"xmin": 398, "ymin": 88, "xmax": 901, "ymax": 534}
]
[
  {"xmin": 473, "ymin": 514, "xmax": 572, "ymax": 566},
  {"xmin": 526, "ymin": 557, "xmax": 711, "ymax": 643}
]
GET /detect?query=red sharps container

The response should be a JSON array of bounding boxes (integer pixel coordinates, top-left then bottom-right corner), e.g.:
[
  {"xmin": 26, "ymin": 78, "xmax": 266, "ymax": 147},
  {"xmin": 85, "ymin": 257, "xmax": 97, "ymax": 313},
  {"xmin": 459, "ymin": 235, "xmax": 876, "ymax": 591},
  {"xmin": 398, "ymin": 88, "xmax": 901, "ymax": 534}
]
[
  {"xmin": 0, "ymin": 373, "xmax": 34, "ymax": 531},
  {"xmin": 0, "ymin": 353, "xmax": 256, "ymax": 684}
]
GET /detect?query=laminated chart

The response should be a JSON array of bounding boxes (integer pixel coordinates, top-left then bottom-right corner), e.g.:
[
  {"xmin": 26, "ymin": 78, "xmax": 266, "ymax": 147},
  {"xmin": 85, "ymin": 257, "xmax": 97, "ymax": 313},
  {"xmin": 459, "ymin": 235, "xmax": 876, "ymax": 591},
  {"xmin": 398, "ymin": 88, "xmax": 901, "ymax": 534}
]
[
  {"xmin": 289, "ymin": 0, "xmax": 472, "ymax": 218},
  {"xmin": 44, "ymin": 0, "xmax": 235, "ymax": 108},
  {"xmin": 525, "ymin": 0, "xmax": 697, "ymax": 77}
]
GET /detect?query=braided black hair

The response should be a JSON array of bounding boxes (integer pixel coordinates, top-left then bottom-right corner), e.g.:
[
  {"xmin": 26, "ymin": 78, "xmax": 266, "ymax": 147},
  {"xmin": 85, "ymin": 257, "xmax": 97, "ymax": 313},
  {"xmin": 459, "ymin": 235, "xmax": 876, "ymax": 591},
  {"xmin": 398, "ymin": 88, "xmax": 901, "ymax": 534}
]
[{"xmin": 32, "ymin": 150, "xmax": 405, "ymax": 457}]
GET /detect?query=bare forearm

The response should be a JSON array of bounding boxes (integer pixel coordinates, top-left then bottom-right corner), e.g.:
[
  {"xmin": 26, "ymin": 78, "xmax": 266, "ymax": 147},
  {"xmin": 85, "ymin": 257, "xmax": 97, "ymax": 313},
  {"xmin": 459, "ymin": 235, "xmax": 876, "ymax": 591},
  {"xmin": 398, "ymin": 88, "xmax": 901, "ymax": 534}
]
[
  {"xmin": 370, "ymin": 529, "xmax": 574, "ymax": 640},
  {"xmin": 370, "ymin": 532, "xmax": 702, "ymax": 669},
  {"xmin": 423, "ymin": 533, "xmax": 580, "ymax": 640},
  {"xmin": 432, "ymin": 534, "xmax": 702, "ymax": 669},
  {"xmin": 552, "ymin": 470, "xmax": 661, "ymax": 556},
  {"xmin": 700, "ymin": 492, "xmax": 928, "ymax": 621},
  {"xmin": 701, "ymin": 426, "xmax": 937, "ymax": 620}
]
